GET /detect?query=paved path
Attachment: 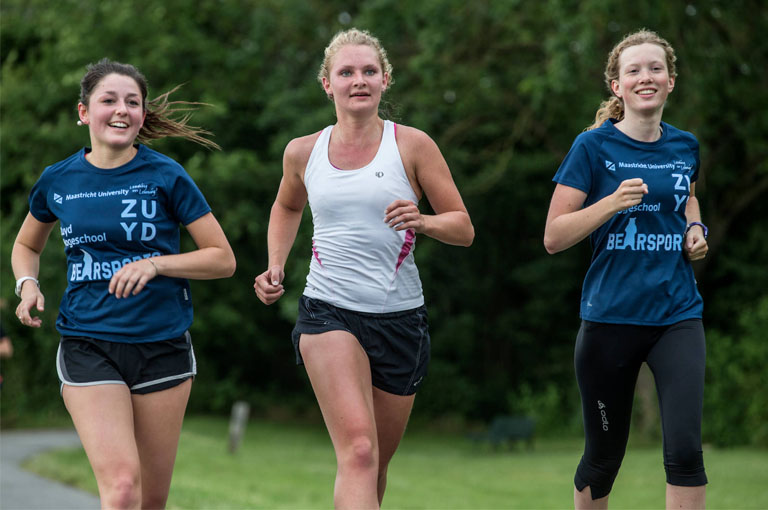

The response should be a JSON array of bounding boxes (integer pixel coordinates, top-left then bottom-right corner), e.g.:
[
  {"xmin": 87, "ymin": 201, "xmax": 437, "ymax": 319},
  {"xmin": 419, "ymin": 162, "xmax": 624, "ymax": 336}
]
[{"xmin": 1, "ymin": 428, "xmax": 100, "ymax": 510}]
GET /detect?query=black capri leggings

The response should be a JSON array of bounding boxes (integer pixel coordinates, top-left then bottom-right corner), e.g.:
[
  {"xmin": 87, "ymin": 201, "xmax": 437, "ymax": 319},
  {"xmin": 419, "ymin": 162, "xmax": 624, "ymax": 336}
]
[{"xmin": 574, "ymin": 319, "xmax": 707, "ymax": 500}]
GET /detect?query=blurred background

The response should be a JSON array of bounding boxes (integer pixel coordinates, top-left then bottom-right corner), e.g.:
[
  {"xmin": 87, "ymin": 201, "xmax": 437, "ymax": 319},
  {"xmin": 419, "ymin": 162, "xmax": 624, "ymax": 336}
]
[{"xmin": 2, "ymin": 0, "xmax": 766, "ymax": 449}]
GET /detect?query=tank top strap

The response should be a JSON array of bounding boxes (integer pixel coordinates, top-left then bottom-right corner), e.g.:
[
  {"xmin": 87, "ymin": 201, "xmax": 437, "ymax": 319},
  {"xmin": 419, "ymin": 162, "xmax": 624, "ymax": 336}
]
[
  {"xmin": 381, "ymin": 120, "xmax": 396, "ymax": 152},
  {"xmin": 304, "ymin": 126, "xmax": 334, "ymax": 183}
]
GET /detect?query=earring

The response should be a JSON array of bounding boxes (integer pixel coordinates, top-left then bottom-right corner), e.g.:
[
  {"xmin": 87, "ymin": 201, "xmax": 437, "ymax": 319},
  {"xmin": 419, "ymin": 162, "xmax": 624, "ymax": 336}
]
[{"xmin": 77, "ymin": 120, "xmax": 84, "ymax": 126}]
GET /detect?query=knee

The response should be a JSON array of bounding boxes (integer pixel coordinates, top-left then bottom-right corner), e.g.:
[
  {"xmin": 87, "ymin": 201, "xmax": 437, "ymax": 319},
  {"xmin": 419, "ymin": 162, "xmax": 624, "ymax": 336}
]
[
  {"xmin": 341, "ymin": 434, "xmax": 377, "ymax": 472},
  {"xmin": 102, "ymin": 470, "xmax": 141, "ymax": 509}
]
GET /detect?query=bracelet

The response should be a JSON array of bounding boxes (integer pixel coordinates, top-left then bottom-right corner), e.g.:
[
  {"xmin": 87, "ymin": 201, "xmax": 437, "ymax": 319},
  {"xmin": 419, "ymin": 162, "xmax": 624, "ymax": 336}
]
[
  {"xmin": 685, "ymin": 222, "xmax": 708, "ymax": 239},
  {"xmin": 148, "ymin": 258, "xmax": 159, "ymax": 276},
  {"xmin": 15, "ymin": 276, "xmax": 40, "ymax": 297}
]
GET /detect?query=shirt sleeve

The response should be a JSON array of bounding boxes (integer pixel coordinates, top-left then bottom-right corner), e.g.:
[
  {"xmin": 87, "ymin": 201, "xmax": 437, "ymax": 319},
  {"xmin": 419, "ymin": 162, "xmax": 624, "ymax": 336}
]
[
  {"xmin": 552, "ymin": 134, "xmax": 594, "ymax": 195},
  {"xmin": 167, "ymin": 166, "xmax": 211, "ymax": 226},
  {"xmin": 28, "ymin": 168, "xmax": 58, "ymax": 223}
]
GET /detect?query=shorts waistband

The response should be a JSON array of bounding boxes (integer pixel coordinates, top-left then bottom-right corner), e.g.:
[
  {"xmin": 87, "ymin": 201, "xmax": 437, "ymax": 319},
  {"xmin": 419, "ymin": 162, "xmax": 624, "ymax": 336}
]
[{"xmin": 304, "ymin": 296, "xmax": 426, "ymax": 319}]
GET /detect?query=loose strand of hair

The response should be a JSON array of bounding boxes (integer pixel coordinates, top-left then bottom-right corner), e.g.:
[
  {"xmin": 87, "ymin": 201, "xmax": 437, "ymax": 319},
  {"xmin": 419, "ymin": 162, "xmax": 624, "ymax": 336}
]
[
  {"xmin": 139, "ymin": 84, "xmax": 221, "ymax": 150},
  {"xmin": 378, "ymin": 98, "xmax": 402, "ymax": 124}
]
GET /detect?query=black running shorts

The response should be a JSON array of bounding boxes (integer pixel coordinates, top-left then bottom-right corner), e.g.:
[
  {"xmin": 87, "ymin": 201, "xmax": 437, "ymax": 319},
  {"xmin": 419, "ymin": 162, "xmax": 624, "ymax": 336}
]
[
  {"xmin": 292, "ymin": 295, "xmax": 430, "ymax": 396},
  {"xmin": 57, "ymin": 331, "xmax": 196, "ymax": 395}
]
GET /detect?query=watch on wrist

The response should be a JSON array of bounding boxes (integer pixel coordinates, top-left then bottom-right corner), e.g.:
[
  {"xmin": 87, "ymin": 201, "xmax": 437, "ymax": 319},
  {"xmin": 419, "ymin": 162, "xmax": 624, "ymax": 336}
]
[
  {"xmin": 15, "ymin": 276, "xmax": 39, "ymax": 297},
  {"xmin": 685, "ymin": 222, "xmax": 708, "ymax": 239}
]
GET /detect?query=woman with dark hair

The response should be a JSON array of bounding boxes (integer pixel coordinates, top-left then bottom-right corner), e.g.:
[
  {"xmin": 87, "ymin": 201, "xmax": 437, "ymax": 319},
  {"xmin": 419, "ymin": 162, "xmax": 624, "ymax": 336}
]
[{"xmin": 12, "ymin": 58, "xmax": 235, "ymax": 509}]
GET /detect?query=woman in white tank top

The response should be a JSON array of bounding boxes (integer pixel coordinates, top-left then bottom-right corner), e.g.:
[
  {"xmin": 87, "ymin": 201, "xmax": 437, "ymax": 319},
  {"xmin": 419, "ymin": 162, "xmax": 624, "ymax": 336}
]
[{"xmin": 254, "ymin": 28, "xmax": 474, "ymax": 508}]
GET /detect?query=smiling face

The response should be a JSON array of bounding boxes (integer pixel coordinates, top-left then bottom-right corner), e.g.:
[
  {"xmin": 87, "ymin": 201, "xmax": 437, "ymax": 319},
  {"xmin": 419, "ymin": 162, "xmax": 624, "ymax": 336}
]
[
  {"xmin": 611, "ymin": 43, "xmax": 675, "ymax": 117},
  {"xmin": 78, "ymin": 73, "xmax": 146, "ymax": 153},
  {"xmin": 322, "ymin": 44, "xmax": 389, "ymax": 114}
]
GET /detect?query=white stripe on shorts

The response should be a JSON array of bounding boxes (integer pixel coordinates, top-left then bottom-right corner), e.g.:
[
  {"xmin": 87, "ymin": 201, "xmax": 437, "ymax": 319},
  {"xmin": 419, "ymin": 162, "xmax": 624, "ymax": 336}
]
[
  {"xmin": 132, "ymin": 333, "xmax": 197, "ymax": 390},
  {"xmin": 130, "ymin": 371, "xmax": 195, "ymax": 390},
  {"xmin": 57, "ymin": 342, "xmax": 126, "ymax": 393}
]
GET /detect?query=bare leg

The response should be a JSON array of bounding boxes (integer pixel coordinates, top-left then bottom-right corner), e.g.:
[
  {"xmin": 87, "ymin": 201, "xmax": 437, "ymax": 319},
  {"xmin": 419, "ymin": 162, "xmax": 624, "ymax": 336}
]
[
  {"xmin": 666, "ymin": 484, "xmax": 705, "ymax": 509},
  {"xmin": 63, "ymin": 384, "xmax": 141, "ymax": 510},
  {"xmin": 574, "ymin": 485, "xmax": 609, "ymax": 510},
  {"xmin": 372, "ymin": 387, "xmax": 414, "ymax": 505},
  {"xmin": 132, "ymin": 379, "xmax": 192, "ymax": 509},
  {"xmin": 300, "ymin": 331, "xmax": 379, "ymax": 509}
]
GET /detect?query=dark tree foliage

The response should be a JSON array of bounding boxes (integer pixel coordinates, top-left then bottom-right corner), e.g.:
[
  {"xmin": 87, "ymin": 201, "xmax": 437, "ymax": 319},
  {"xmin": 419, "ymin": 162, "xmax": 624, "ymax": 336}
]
[{"xmin": 2, "ymin": 0, "xmax": 765, "ymax": 445}]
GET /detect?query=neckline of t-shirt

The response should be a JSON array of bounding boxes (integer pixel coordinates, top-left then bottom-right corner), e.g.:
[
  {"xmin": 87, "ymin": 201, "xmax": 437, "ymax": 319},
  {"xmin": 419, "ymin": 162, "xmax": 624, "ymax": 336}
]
[
  {"xmin": 608, "ymin": 119, "xmax": 669, "ymax": 147},
  {"xmin": 79, "ymin": 144, "xmax": 144, "ymax": 173},
  {"xmin": 326, "ymin": 121, "xmax": 390, "ymax": 172}
]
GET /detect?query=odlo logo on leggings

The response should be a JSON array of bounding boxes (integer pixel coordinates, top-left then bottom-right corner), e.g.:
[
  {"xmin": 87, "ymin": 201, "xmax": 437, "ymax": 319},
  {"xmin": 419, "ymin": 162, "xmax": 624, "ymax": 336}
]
[{"xmin": 598, "ymin": 400, "xmax": 609, "ymax": 431}]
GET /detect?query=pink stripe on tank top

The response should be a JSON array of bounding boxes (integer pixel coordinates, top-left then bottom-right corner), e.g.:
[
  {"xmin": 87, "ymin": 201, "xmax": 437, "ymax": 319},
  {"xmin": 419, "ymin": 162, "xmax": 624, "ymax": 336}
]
[
  {"xmin": 312, "ymin": 239, "xmax": 323, "ymax": 266},
  {"xmin": 395, "ymin": 229, "xmax": 415, "ymax": 272}
]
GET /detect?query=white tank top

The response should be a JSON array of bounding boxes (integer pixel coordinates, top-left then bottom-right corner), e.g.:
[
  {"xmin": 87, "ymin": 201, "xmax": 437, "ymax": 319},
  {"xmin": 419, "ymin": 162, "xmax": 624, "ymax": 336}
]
[{"xmin": 302, "ymin": 120, "xmax": 424, "ymax": 313}]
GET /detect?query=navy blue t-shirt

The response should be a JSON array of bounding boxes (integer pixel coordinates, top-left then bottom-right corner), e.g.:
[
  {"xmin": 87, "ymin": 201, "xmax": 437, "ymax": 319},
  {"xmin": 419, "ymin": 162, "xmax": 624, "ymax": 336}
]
[
  {"xmin": 29, "ymin": 145, "xmax": 211, "ymax": 342},
  {"xmin": 553, "ymin": 119, "xmax": 704, "ymax": 325}
]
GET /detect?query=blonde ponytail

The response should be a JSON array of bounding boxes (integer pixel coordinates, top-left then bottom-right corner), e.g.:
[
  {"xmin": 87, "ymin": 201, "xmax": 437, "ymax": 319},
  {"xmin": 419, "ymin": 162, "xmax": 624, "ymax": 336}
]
[{"xmin": 586, "ymin": 97, "xmax": 624, "ymax": 131}]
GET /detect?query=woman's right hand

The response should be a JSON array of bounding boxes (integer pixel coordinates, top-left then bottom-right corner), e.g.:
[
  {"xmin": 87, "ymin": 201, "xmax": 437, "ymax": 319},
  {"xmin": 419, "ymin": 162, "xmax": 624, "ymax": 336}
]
[
  {"xmin": 611, "ymin": 178, "xmax": 648, "ymax": 212},
  {"xmin": 254, "ymin": 265, "xmax": 285, "ymax": 305},
  {"xmin": 16, "ymin": 283, "xmax": 45, "ymax": 328}
]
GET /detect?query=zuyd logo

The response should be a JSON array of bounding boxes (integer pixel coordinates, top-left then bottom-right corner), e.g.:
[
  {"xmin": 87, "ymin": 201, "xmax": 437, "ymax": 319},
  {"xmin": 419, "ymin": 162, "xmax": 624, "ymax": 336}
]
[{"xmin": 598, "ymin": 400, "xmax": 609, "ymax": 431}]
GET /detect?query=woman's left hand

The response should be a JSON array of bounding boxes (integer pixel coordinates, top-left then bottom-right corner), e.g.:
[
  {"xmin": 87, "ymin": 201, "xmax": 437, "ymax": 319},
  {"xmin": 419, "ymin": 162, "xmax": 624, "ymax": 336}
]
[
  {"xmin": 384, "ymin": 199, "xmax": 424, "ymax": 232},
  {"xmin": 109, "ymin": 258, "xmax": 159, "ymax": 298},
  {"xmin": 684, "ymin": 228, "xmax": 708, "ymax": 261}
]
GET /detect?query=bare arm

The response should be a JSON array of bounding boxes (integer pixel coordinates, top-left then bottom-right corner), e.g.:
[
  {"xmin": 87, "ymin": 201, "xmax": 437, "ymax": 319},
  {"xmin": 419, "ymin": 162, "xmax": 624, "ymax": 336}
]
[
  {"xmin": 683, "ymin": 183, "xmax": 708, "ymax": 261},
  {"xmin": 386, "ymin": 126, "xmax": 474, "ymax": 246},
  {"xmin": 544, "ymin": 179, "xmax": 648, "ymax": 254},
  {"xmin": 254, "ymin": 136, "xmax": 313, "ymax": 305},
  {"xmin": 109, "ymin": 212, "xmax": 236, "ymax": 298},
  {"xmin": 12, "ymin": 213, "xmax": 56, "ymax": 327}
]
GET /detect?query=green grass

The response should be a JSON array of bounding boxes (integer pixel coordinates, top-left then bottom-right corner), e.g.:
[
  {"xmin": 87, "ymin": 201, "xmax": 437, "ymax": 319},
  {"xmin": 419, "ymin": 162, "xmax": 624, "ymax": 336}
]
[{"xmin": 23, "ymin": 416, "xmax": 768, "ymax": 509}]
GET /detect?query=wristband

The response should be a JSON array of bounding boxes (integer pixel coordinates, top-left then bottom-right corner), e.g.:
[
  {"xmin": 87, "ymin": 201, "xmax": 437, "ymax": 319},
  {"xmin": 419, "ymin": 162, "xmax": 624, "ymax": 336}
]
[
  {"xmin": 15, "ymin": 276, "xmax": 40, "ymax": 297},
  {"xmin": 685, "ymin": 222, "xmax": 708, "ymax": 239}
]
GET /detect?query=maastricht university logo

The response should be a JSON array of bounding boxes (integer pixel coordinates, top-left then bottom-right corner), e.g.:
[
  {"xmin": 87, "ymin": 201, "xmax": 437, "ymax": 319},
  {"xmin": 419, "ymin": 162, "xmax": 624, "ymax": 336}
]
[
  {"xmin": 607, "ymin": 160, "xmax": 693, "ymax": 173},
  {"xmin": 59, "ymin": 183, "xmax": 158, "ymax": 203}
]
